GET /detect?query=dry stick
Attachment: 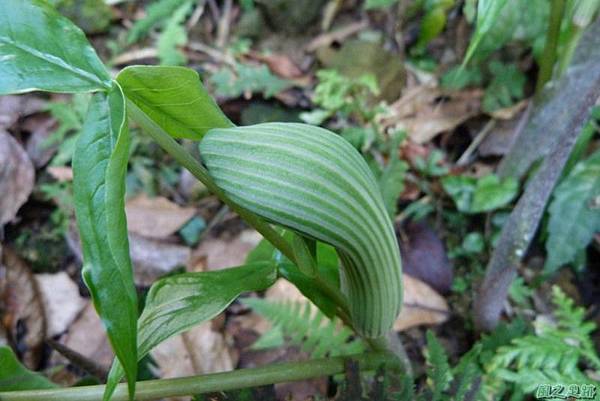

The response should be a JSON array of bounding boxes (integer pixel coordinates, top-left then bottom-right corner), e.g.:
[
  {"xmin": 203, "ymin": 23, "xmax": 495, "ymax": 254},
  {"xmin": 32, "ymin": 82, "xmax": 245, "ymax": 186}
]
[
  {"xmin": 46, "ymin": 339, "xmax": 108, "ymax": 381},
  {"xmin": 215, "ymin": 0, "xmax": 232, "ymax": 49},
  {"xmin": 473, "ymin": 75, "xmax": 600, "ymax": 331},
  {"xmin": 456, "ymin": 119, "xmax": 496, "ymax": 166}
]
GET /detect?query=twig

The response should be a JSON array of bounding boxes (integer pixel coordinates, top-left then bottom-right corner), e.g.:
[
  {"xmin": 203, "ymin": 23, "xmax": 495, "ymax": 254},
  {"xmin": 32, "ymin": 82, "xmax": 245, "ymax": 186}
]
[
  {"xmin": 46, "ymin": 339, "xmax": 108, "ymax": 381},
  {"xmin": 111, "ymin": 48, "xmax": 158, "ymax": 66},
  {"xmin": 473, "ymin": 72, "xmax": 600, "ymax": 331},
  {"xmin": 305, "ymin": 20, "xmax": 369, "ymax": 52},
  {"xmin": 186, "ymin": 0, "xmax": 206, "ymax": 30},
  {"xmin": 206, "ymin": 0, "xmax": 220, "ymax": 26},
  {"xmin": 187, "ymin": 41, "xmax": 236, "ymax": 66},
  {"xmin": 456, "ymin": 119, "xmax": 496, "ymax": 166},
  {"xmin": 215, "ymin": 0, "xmax": 232, "ymax": 49}
]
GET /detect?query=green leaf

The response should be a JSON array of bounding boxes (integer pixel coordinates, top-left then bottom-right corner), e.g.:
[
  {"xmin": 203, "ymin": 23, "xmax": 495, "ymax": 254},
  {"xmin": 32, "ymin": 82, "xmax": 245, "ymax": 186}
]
[
  {"xmin": 73, "ymin": 83, "xmax": 138, "ymax": 399},
  {"xmin": 482, "ymin": 61, "xmax": 526, "ymax": 113},
  {"xmin": 0, "ymin": 346, "xmax": 58, "ymax": 391},
  {"xmin": 471, "ymin": 175, "xmax": 519, "ymax": 212},
  {"xmin": 545, "ymin": 151, "xmax": 600, "ymax": 272},
  {"xmin": 462, "ymin": 0, "xmax": 509, "ymax": 65},
  {"xmin": 116, "ymin": 65, "xmax": 232, "ymax": 140},
  {"xmin": 414, "ymin": 1, "xmax": 455, "ymax": 53},
  {"xmin": 200, "ymin": 123, "xmax": 403, "ymax": 337},
  {"xmin": 0, "ymin": 0, "xmax": 111, "ymax": 94},
  {"xmin": 364, "ymin": 0, "xmax": 398, "ymax": 9},
  {"xmin": 442, "ymin": 174, "xmax": 518, "ymax": 213},
  {"xmin": 104, "ymin": 262, "xmax": 277, "ymax": 401}
]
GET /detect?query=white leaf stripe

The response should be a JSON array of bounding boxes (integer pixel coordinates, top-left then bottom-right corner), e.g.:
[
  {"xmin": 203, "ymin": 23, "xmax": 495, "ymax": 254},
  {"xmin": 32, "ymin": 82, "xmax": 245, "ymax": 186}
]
[{"xmin": 200, "ymin": 122, "xmax": 402, "ymax": 337}]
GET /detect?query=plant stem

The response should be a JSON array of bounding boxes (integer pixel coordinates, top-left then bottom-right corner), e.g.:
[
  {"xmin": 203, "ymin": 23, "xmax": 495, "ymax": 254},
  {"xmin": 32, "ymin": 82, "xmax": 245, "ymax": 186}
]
[
  {"xmin": 126, "ymin": 100, "xmax": 352, "ymax": 319},
  {"xmin": 536, "ymin": 0, "xmax": 565, "ymax": 94},
  {"xmin": 0, "ymin": 353, "xmax": 399, "ymax": 401}
]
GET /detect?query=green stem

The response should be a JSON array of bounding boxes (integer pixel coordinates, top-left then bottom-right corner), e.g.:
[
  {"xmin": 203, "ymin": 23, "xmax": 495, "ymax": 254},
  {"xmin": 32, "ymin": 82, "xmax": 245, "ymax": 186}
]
[
  {"xmin": 536, "ymin": 0, "xmax": 566, "ymax": 94},
  {"xmin": 126, "ymin": 100, "xmax": 352, "ymax": 319},
  {"xmin": 0, "ymin": 353, "xmax": 399, "ymax": 401}
]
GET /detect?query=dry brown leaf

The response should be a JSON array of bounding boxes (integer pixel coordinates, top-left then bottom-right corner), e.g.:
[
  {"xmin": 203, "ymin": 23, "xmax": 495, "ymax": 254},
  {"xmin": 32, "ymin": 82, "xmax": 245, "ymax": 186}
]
[
  {"xmin": 265, "ymin": 278, "xmax": 308, "ymax": 304},
  {"xmin": 125, "ymin": 194, "xmax": 196, "ymax": 239},
  {"xmin": 36, "ymin": 272, "xmax": 86, "ymax": 337},
  {"xmin": 47, "ymin": 166, "xmax": 73, "ymax": 182},
  {"xmin": 382, "ymin": 86, "xmax": 482, "ymax": 144},
  {"xmin": 24, "ymin": 116, "xmax": 58, "ymax": 168},
  {"xmin": 253, "ymin": 275, "xmax": 448, "ymax": 333},
  {"xmin": 129, "ymin": 233, "xmax": 191, "ymax": 286},
  {"xmin": 0, "ymin": 130, "xmax": 35, "ymax": 226},
  {"xmin": 50, "ymin": 302, "xmax": 114, "ymax": 373},
  {"xmin": 66, "ymin": 223, "xmax": 191, "ymax": 286},
  {"xmin": 248, "ymin": 52, "xmax": 303, "ymax": 79},
  {"xmin": 151, "ymin": 321, "xmax": 235, "ymax": 401},
  {"xmin": 194, "ymin": 229, "xmax": 262, "ymax": 271},
  {"xmin": 0, "ymin": 95, "xmax": 46, "ymax": 129},
  {"xmin": 394, "ymin": 274, "xmax": 449, "ymax": 331},
  {"xmin": 305, "ymin": 20, "xmax": 369, "ymax": 52},
  {"xmin": 0, "ymin": 248, "xmax": 46, "ymax": 368}
]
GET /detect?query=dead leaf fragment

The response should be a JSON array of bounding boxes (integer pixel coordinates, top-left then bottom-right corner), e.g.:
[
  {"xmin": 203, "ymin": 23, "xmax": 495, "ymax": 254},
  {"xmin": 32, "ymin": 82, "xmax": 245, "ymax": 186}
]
[
  {"xmin": 125, "ymin": 194, "xmax": 196, "ymax": 239},
  {"xmin": 151, "ymin": 321, "xmax": 235, "ymax": 400},
  {"xmin": 194, "ymin": 229, "xmax": 263, "ymax": 271},
  {"xmin": 382, "ymin": 86, "xmax": 482, "ymax": 143},
  {"xmin": 394, "ymin": 274, "xmax": 449, "ymax": 331},
  {"xmin": 0, "ymin": 130, "xmax": 35, "ymax": 226},
  {"xmin": 66, "ymin": 223, "xmax": 191, "ymax": 287},
  {"xmin": 398, "ymin": 221, "xmax": 453, "ymax": 294},
  {"xmin": 0, "ymin": 95, "xmax": 46, "ymax": 129},
  {"xmin": 47, "ymin": 166, "xmax": 73, "ymax": 182},
  {"xmin": 24, "ymin": 115, "xmax": 59, "ymax": 167},
  {"xmin": 0, "ymin": 248, "xmax": 46, "ymax": 368},
  {"xmin": 129, "ymin": 233, "xmax": 192, "ymax": 286},
  {"xmin": 50, "ymin": 302, "xmax": 114, "ymax": 373},
  {"xmin": 36, "ymin": 272, "xmax": 87, "ymax": 337},
  {"xmin": 248, "ymin": 52, "xmax": 303, "ymax": 79}
]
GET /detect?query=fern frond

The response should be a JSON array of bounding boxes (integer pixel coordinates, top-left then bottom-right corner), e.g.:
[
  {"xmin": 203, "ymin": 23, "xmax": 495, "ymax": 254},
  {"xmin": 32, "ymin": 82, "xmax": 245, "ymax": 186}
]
[
  {"xmin": 157, "ymin": 1, "xmax": 192, "ymax": 65},
  {"xmin": 242, "ymin": 298, "xmax": 364, "ymax": 358},
  {"xmin": 452, "ymin": 344, "xmax": 482, "ymax": 401},
  {"xmin": 486, "ymin": 286, "xmax": 600, "ymax": 398},
  {"xmin": 425, "ymin": 331, "xmax": 452, "ymax": 401},
  {"xmin": 128, "ymin": 0, "xmax": 189, "ymax": 44}
]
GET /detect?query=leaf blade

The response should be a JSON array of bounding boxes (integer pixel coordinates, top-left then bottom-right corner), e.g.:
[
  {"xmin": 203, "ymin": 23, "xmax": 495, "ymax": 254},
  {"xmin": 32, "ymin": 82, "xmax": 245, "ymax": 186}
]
[
  {"xmin": 73, "ymin": 83, "xmax": 138, "ymax": 399},
  {"xmin": 200, "ymin": 123, "xmax": 403, "ymax": 337},
  {"xmin": 0, "ymin": 0, "xmax": 111, "ymax": 94},
  {"xmin": 103, "ymin": 262, "xmax": 277, "ymax": 401},
  {"xmin": 116, "ymin": 65, "xmax": 232, "ymax": 140},
  {"xmin": 0, "ymin": 346, "xmax": 57, "ymax": 392},
  {"xmin": 545, "ymin": 150, "xmax": 600, "ymax": 271}
]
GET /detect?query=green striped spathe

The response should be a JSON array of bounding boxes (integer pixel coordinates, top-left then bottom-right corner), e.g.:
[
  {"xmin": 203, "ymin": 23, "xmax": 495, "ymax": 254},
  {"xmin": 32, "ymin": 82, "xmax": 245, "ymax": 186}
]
[{"xmin": 199, "ymin": 123, "xmax": 402, "ymax": 337}]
